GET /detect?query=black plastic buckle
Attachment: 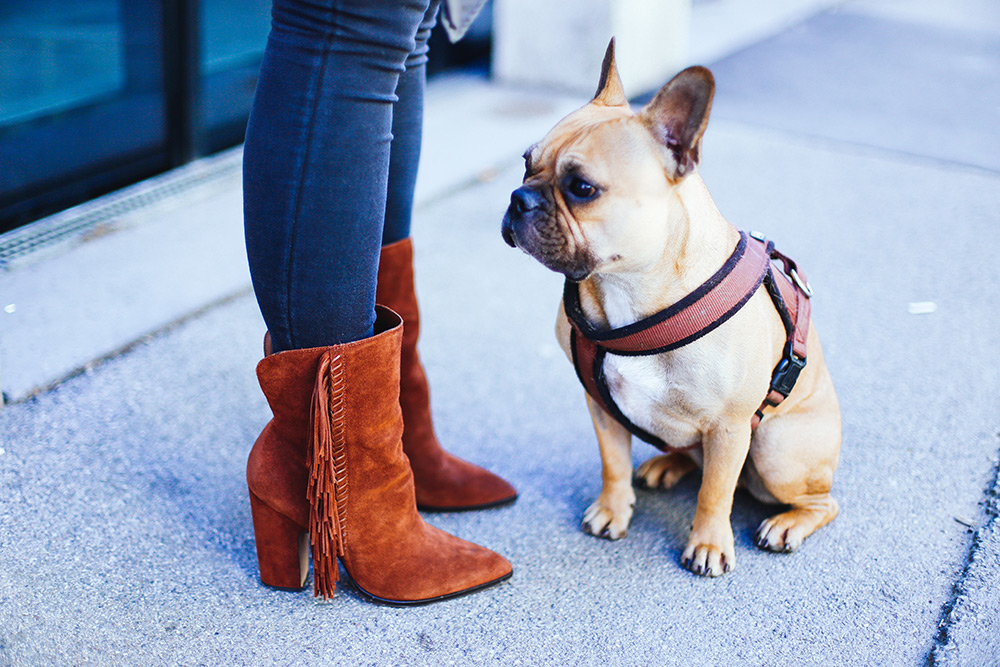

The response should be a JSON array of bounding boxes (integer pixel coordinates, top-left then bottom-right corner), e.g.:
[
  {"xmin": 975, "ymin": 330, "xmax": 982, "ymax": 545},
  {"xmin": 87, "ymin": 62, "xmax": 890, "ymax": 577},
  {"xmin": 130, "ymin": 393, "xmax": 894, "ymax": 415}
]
[{"xmin": 770, "ymin": 349, "xmax": 807, "ymax": 397}]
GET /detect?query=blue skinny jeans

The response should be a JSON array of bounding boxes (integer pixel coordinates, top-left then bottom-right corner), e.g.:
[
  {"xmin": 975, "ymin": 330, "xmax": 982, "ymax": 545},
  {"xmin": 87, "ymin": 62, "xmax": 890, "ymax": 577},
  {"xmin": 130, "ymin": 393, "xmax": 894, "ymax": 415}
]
[{"xmin": 243, "ymin": 0, "xmax": 438, "ymax": 352}]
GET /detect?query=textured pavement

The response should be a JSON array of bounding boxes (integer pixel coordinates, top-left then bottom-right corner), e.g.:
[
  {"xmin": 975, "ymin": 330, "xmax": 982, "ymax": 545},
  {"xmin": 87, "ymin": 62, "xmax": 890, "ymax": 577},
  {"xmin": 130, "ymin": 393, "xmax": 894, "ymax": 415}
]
[{"xmin": 1, "ymin": 1, "xmax": 999, "ymax": 665}]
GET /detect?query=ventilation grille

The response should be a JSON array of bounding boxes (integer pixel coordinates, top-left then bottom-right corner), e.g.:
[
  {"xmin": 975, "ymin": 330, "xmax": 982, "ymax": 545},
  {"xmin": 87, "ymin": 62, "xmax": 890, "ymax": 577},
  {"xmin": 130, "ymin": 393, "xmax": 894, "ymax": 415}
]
[{"xmin": 0, "ymin": 147, "xmax": 243, "ymax": 270}]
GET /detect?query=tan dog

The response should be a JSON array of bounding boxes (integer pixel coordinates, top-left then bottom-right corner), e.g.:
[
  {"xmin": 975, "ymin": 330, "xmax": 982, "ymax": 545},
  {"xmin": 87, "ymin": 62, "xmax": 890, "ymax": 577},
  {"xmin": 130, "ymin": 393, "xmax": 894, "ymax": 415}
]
[{"xmin": 501, "ymin": 41, "xmax": 841, "ymax": 577}]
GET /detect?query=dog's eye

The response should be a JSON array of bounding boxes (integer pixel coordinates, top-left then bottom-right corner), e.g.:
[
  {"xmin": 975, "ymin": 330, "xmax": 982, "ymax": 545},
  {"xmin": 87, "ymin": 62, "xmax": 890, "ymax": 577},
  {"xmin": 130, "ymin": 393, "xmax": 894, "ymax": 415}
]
[{"xmin": 567, "ymin": 177, "xmax": 598, "ymax": 200}]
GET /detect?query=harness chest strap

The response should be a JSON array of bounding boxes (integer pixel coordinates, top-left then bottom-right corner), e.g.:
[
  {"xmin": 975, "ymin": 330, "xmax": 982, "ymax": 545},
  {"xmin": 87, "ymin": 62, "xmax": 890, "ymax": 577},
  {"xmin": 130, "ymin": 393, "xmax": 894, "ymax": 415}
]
[{"xmin": 565, "ymin": 231, "xmax": 812, "ymax": 451}]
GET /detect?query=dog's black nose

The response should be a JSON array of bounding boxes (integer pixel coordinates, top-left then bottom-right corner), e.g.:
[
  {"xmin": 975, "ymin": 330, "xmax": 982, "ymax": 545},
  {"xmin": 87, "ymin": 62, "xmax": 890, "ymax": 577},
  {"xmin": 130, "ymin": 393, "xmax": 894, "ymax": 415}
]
[{"xmin": 510, "ymin": 186, "xmax": 543, "ymax": 214}]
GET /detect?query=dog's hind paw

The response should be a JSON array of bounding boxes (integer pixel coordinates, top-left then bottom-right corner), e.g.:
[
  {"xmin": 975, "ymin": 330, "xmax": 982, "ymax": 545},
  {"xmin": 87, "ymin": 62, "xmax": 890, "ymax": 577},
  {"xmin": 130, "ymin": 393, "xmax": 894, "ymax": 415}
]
[
  {"xmin": 755, "ymin": 514, "xmax": 807, "ymax": 553},
  {"xmin": 754, "ymin": 497, "xmax": 838, "ymax": 553},
  {"xmin": 582, "ymin": 496, "xmax": 634, "ymax": 540},
  {"xmin": 635, "ymin": 453, "xmax": 696, "ymax": 490}
]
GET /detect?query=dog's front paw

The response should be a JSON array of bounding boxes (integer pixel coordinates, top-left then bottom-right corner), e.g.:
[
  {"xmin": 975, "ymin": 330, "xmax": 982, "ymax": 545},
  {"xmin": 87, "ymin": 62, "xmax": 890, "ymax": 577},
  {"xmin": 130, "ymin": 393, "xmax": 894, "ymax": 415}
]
[
  {"xmin": 681, "ymin": 524, "xmax": 735, "ymax": 577},
  {"xmin": 582, "ymin": 489, "xmax": 635, "ymax": 540}
]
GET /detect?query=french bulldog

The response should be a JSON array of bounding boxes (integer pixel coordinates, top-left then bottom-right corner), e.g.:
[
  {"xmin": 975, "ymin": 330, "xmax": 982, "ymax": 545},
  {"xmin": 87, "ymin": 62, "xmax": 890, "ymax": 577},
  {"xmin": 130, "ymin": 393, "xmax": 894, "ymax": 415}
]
[{"xmin": 501, "ymin": 40, "xmax": 841, "ymax": 577}]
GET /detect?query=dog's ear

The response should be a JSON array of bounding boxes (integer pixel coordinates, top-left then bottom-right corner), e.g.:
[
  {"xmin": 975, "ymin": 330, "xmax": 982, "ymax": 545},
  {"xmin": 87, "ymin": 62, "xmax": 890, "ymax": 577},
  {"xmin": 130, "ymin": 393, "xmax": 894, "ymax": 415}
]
[
  {"xmin": 639, "ymin": 66, "xmax": 715, "ymax": 179},
  {"xmin": 593, "ymin": 38, "xmax": 627, "ymax": 107}
]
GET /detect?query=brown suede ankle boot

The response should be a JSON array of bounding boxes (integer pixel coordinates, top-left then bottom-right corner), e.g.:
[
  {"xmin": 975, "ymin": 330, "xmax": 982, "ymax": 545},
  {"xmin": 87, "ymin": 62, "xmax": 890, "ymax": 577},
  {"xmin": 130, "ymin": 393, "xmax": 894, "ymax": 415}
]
[
  {"xmin": 246, "ymin": 307, "xmax": 512, "ymax": 603},
  {"xmin": 377, "ymin": 238, "xmax": 518, "ymax": 511}
]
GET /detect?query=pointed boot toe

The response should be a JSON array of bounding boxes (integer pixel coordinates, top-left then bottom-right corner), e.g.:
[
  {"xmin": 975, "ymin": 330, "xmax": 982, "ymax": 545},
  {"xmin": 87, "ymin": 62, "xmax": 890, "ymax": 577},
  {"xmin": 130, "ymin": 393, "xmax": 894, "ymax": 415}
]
[
  {"xmin": 347, "ymin": 522, "xmax": 513, "ymax": 605},
  {"xmin": 411, "ymin": 453, "xmax": 518, "ymax": 512}
]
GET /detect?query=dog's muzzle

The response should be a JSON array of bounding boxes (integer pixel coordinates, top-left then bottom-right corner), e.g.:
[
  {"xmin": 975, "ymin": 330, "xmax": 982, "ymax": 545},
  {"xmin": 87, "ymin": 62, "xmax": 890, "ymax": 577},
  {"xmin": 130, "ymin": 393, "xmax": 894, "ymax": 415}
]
[{"xmin": 502, "ymin": 185, "xmax": 595, "ymax": 281}]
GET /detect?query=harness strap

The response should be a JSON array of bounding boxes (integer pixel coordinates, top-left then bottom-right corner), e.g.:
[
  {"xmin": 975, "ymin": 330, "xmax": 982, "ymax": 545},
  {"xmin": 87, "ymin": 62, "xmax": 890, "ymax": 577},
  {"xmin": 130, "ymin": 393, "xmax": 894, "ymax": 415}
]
[
  {"xmin": 751, "ymin": 237, "xmax": 812, "ymax": 428},
  {"xmin": 566, "ymin": 231, "xmax": 812, "ymax": 450},
  {"xmin": 570, "ymin": 327, "xmax": 675, "ymax": 449},
  {"xmin": 564, "ymin": 231, "xmax": 770, "ymax": 356}
]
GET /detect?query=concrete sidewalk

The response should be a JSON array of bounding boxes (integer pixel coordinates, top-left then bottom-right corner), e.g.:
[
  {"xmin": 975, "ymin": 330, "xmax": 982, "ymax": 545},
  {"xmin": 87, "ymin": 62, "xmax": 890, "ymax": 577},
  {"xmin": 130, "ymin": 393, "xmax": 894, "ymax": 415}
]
[{"xmin": 2, "ymin": 1, "xmax": 999, "ymax": 664}]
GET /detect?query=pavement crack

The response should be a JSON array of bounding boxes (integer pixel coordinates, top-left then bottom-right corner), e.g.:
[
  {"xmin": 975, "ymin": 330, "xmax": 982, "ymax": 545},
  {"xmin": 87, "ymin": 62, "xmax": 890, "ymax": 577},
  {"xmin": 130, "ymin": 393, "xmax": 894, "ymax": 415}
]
[{"xmin": 927, "ymin": 442, "xmax": 1000, "ymax": 665}]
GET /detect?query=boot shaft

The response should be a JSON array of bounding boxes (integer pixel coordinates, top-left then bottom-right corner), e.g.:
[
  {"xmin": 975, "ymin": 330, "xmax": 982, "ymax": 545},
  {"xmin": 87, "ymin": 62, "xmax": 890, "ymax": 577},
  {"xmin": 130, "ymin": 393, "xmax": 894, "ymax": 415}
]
[
  {"xmin": 375, "ymin": 236, "xmax": 433, "ymax": 436},
  {"xmin": 377, "ymin": 237, "xmax": 421, "ymax": 348},
  {"xmin": 255, "ymin": 308, "xmax": 405, "ymax": 447}
]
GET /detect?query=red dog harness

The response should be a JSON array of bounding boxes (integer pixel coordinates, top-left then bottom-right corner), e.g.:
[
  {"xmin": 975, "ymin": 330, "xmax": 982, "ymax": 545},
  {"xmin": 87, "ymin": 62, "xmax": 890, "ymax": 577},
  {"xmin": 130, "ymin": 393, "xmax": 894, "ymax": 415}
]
[{"xmin": 565, "ymin": 230, "xmax": 812, "ymax": 452}]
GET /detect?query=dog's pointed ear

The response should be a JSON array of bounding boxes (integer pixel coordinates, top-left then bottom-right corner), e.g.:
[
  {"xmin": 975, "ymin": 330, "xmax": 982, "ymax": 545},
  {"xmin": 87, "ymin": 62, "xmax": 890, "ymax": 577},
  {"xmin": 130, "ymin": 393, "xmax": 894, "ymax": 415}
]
[
  {"xmin": 639, "ymin": 66, "xmax": 715, "ymax": 179},
  {"xmin": 593, "ymin": 38, "xmax": 627, "ymax": 107}
]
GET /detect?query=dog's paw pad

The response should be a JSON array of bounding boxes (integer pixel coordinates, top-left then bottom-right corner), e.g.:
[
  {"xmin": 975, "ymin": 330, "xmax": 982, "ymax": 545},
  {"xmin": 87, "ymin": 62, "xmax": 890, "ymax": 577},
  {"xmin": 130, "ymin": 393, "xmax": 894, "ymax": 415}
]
[
  {"xmin": 680, "ymin": 543, "xmax": 733, "ymax": 577},
  {"xmin": 582, "ymin": 500, "xmax": 632, "ymax": 540},
  {"xmin": 634, "ymin": 453, "xmax": 695, "ymax": 490},
  {"xmin": 755, "ymin": 514, "xmax": 807, "ymax": 553}
]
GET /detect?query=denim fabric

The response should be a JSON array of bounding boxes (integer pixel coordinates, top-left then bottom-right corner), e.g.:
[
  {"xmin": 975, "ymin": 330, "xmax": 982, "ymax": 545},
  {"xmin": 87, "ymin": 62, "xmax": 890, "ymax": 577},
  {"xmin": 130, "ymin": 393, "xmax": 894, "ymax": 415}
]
[{"xmin": 244, "ymin": 0, "xmax": 438, "ymax": 351}]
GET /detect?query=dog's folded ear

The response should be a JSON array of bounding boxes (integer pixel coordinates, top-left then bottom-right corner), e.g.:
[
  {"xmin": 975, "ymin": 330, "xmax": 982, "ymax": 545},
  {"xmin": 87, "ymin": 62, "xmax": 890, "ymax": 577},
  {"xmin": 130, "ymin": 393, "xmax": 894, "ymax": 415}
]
[
  {"xmin": 639, "ymin": 66, "xmax": 715, "ymax": 179},
  {"xmin": 593, "ymin": 38, "xmax": 628, "ymax": 107}
]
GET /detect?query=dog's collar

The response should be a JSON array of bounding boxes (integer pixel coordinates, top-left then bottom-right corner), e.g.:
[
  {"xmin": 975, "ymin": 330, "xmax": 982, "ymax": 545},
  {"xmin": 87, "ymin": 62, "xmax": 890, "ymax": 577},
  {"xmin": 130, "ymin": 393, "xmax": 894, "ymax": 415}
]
[{"xmin": 564, "ymin": 230, "xmax": 812, "ymax": 450}]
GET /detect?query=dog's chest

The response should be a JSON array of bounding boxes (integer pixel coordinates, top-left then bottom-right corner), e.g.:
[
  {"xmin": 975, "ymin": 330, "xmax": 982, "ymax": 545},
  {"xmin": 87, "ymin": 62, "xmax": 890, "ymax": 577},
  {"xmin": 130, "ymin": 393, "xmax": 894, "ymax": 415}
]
[{"xmin": 602, "ymin": 353, "xmax": 703, "ymax": 448}]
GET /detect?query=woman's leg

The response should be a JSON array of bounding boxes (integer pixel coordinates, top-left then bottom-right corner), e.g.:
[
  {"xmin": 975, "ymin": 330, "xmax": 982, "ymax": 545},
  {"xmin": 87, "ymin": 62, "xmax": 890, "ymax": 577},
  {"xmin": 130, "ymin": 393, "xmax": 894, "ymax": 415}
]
[
  {"xmin": 242, "ymin": 0, "xmax": 512, "ymax": 603},
  {"xmin": 244, "ymin": 0, "xmax": 433, "ymax": 352},
  {"xmin": 382, "ymin": 3, "xmax": 437, "ymax": 246}
]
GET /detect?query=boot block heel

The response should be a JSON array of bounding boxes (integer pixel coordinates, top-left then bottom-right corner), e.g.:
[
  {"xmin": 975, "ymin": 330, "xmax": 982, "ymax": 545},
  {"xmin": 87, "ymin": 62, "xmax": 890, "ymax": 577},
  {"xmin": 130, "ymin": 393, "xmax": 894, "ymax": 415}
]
[{"xmin": 249, "ymin": 491, "xmax": 310, "ymax": 591}]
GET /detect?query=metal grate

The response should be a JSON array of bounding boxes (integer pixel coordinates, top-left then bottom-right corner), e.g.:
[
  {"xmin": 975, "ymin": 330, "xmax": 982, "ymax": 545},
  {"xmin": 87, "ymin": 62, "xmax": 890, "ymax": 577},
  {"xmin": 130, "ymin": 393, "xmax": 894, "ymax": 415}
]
[{"xmin": 0, "ymin": 147, "xmax": 243, "ymax": 270}]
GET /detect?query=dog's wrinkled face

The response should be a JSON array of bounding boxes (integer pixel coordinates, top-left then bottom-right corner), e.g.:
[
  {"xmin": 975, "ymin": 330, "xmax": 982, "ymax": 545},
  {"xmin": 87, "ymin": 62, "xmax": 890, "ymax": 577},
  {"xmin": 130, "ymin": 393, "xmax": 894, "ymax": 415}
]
[
  {"xmin": 502, "ymin": 106, "xmax": 670, "ymax": 281},
  {"xmin": 502, "ymin": 41, "xmax": 714, "ymax": 282}
]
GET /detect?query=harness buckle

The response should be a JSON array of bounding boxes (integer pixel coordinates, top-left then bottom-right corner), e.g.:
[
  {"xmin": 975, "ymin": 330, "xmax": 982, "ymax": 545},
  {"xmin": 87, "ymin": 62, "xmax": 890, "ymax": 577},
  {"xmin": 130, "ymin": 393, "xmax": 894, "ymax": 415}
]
[
  {"xmin": 790, "ymin": 268, "xmax": 813, "ymax": 298},
  {"xmin": 770, "ymin": 350, "xmax": 807, "ymax": 397}
]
